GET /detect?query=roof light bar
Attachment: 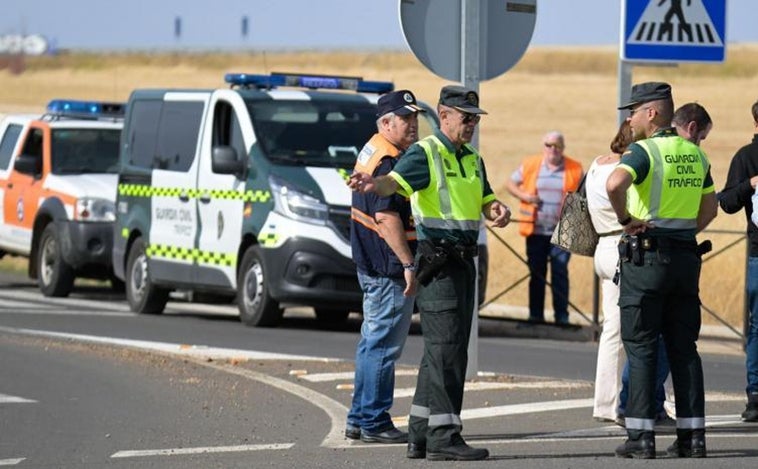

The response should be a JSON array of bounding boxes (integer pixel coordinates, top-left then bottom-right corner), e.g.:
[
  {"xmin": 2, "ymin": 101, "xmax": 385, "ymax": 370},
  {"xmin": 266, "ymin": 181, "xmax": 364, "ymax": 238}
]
[
  {"xmin": 46, "ymin": 99, "xmax": 125, "ymax": 119},
  {"xmin": 224, "ymin": 72, "xmax": 394, "ymax": 94}
]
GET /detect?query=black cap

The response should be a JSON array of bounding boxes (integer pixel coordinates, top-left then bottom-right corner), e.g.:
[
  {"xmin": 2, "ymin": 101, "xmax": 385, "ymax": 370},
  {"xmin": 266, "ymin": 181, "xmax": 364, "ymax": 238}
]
[
  {"xmin": 439, "ymin": 85, "xmax": 487, "ymax": 114},
  {"xmin": 376, "ymin": 89, "xmax": 424, "ymax": 117},
  {"xmin": 618, "ymin": 81, "xmax": 672, "ymax": 110}
]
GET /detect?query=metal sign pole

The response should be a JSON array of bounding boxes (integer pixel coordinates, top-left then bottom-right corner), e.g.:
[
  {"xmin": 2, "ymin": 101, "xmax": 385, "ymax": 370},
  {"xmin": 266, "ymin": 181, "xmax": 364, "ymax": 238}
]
[{"xmin": 462, "ymin": 0, "xmax": 481, "ymax": 380}]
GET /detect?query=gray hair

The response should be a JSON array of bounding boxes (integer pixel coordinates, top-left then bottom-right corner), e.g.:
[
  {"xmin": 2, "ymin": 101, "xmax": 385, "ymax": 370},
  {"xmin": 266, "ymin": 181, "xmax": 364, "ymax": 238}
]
[
  {"xmin": 376, "ymin": 112, "xmax": 396, "ymax": 130},
  {"xmin": 543, "ymin": 131, "xmax": 564, "ymax": 146}
]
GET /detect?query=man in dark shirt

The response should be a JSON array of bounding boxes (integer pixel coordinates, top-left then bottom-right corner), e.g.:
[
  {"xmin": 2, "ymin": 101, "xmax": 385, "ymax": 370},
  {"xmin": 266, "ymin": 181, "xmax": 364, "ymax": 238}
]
[
  {"xmin": 718, "ymin": 99, "xmax": 758, "ymax": 423},
  {"xmin": 345, "ymin": 90, "xmax": 423, "ymax": 444}
]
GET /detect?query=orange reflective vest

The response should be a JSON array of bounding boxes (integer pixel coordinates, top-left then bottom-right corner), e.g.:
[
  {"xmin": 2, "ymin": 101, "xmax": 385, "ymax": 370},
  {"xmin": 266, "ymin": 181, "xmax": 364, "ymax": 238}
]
[
  {"xmin": 517, "ymin": 154, "xmax": 583, "ymax": 236},
  {"xmin": 351, "ymin": 133, "xmax": 416, "ymax": 242}
]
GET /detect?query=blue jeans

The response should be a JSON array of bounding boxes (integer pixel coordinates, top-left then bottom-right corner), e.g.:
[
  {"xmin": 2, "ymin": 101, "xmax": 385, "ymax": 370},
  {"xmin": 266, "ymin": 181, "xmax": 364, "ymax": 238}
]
[
  {"xmin": 746, "ymin": 257, "xmax": 758, "ymax": 394},
  {"xmin": 619, "ymin": 335, "xmax": 669, "ymax": 415},
  {"xmin": 347, "ymin": 272, "xmax": 414, "ymax": 433},
  {"xmin": 526, "ymin": 234, "xmax": 570, "ymax": 323}
]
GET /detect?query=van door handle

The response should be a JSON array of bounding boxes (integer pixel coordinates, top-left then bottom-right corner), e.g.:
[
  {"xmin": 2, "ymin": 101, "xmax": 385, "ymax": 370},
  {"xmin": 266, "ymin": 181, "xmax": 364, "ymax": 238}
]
[
  {"xmin": 178, "ymin": 192, "xmax": 190, "ymax": 202},
  {"xmin": 199, "ymin": 194, "xmax": 211, "ymax": 204}
]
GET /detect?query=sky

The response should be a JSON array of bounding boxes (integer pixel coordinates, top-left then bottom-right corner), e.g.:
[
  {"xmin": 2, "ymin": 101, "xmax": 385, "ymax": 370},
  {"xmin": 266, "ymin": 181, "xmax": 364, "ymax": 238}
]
[{"xmin": 0, "ymin": 0, "xmax": 754, "ymax": 52}]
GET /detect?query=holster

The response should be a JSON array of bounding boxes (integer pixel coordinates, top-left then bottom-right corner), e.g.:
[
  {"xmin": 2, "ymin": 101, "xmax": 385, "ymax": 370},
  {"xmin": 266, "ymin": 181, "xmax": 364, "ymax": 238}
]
[
  {"xmin": 415, "ymin": 241, "xmax": 448, "ymax": 286},
  {"xmin": 618, "ymin": 235, "xmax": 644, "ymax": 266}
]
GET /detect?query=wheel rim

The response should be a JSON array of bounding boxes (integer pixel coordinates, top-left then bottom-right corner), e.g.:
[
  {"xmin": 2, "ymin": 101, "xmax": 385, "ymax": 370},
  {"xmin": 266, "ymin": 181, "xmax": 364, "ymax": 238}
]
[
  {"xmin": 242, "ymin": 260, "xmax": 264, "ymax": 314},
  {"xmin": 40, "ymin": 235, "xmax": 57, "ymax": 287},
  {"xmin": 130, "ymin": 252, "xmax": 148, "ymax": 304}
]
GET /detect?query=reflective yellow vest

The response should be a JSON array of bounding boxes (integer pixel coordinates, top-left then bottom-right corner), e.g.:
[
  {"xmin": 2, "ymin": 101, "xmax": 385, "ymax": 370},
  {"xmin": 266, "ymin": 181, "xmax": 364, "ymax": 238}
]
[
  {"xmin": 411, "ymin": 135, "xmax": 490, "ymax": 234},
  {"xmin": 626, "ymin": 136, "xmax": 710, "ymax": 229}
]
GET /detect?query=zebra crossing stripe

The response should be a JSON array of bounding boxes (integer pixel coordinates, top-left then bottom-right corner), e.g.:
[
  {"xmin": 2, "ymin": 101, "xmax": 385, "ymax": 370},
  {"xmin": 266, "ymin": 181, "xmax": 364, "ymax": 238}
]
[{"xmin": 0, "ymin": 393, "xmax": 36, "ymax": 404}]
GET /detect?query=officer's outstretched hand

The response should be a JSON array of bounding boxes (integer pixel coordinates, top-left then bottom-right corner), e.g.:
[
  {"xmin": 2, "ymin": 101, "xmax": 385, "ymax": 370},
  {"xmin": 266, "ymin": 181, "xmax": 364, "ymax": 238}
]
[
  {"xmin": 348, "ymin": 172, "xmax": 375, "ymax": 193},
  {"xmin": 487, "ymin": 200, "xmax": 511, "ymax": 228}
]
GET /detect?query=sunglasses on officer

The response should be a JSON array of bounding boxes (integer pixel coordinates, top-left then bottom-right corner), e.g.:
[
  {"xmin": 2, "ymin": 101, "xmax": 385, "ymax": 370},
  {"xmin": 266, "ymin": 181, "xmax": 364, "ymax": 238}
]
[{"xmin": 445, "ymin": 107, "xmax": 480, "ymax": 125}]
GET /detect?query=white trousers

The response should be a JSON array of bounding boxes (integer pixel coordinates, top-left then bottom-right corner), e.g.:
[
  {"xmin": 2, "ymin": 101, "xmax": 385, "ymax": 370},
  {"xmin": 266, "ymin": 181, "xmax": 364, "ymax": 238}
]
[{"xmin": 592, "ymin": 235, "xmax": 624, "ymax": 420}]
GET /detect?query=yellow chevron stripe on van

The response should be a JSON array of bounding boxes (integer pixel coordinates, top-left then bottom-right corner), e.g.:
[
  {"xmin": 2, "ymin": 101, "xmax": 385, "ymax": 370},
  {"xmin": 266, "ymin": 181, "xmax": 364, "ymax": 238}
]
[
  {"xmin": 145, "ymin": 243, "xmax": 236, "ymax": 266},
  {"xmin": 118, "ymin": 184, "xmax": 271, "ymax": 202}
]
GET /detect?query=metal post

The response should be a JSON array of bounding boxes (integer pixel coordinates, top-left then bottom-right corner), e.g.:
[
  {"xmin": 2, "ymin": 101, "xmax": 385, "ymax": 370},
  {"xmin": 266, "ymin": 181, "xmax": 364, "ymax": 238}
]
[
  {"xmin": 617, "ymin": 60, "xmax": 632, "ymax": 126},
  {"xmin": 462, "ymin": 0, "xmax": 481, "ymax": 379}
]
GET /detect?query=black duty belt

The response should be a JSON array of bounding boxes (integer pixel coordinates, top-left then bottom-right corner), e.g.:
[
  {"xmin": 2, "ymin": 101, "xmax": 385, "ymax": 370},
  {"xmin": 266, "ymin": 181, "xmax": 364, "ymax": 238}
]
[{"xmin": 636, "ymin": 235, "xmax": 697, "ymax": 251}]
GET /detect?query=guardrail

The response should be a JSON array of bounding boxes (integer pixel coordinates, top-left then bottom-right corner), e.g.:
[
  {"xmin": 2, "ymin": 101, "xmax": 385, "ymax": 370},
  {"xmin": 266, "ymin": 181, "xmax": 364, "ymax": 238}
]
[{"xmin": 483, "ymin": 225, "xmax": 747, "ymax": 348}]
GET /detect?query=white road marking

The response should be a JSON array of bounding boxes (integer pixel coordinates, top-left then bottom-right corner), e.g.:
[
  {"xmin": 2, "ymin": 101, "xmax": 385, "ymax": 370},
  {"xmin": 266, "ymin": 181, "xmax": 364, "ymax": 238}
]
[
  {"xmin": 393, "ymin": 380, "xmax": 590, "ymax": 398},
  {"xmin": 300, "ymin": 369, "xmax": 418, "ymax": 382},
  {"xmin": 0, "ymin": 308, "xmax": 134, "ymax": 317},
  {"xmin": 0, "ymin": 393, "xmax": 36, "ymax": 404},
  {"xmin": 111, "ymin": 443, "xmax": 293, "ymax": 458},
  {"xmin": 0, "ymin": 291, "xmax": 129, "ymax": 313},
  {"xmin": 198, "ymin": 359, "xmax": 349, "ymax": 448},
  {"xmin": 0, "ymin": 459, "xmax": 25, "ymax": 466},
  {"xmin": 0, "ymin": 327, "xmax": 340, "ymax": 362},
  {"xmin": 332, "ymin": 419, "xmax": 758, "ymax": 450},
  {"xmin": 2, "ymin": 326, "xmax": 750, "ymax": 455}
]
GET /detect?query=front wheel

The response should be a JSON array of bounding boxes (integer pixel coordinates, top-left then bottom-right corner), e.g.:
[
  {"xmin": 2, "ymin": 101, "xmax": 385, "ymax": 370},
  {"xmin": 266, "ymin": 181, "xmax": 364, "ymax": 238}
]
[
  {"xmin": 237, "ymin": 246, "xmax": 281, "ymax": 327},
  {"xmin": 37, "ymin": 224, "xmax": 75, "ymax": 297},
  {"xmin": 125, "ymin": 238, "xmax": 168, "ymax": 314}
]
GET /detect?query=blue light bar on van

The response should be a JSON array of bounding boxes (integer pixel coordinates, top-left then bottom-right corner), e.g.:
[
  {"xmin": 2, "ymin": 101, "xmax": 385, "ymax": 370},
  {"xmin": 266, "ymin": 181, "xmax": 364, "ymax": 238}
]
[
  {"xmin": 224, "ymin": 72, "xmax": 394, "ymax": 94},
  {"xmin": 46, "ymin": 99, "xmax": 125, "ymax": 118}
]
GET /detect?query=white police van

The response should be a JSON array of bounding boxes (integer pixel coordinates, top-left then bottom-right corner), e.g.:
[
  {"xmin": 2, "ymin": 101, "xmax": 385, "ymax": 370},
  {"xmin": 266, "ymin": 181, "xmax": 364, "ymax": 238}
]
[
  {"xmin": 113, "ymin": 73, "xmax": 486, "ymax": 327},
  {"xmin": 0, "ymin": 100, "xmax": 123, "ymax": 296}
]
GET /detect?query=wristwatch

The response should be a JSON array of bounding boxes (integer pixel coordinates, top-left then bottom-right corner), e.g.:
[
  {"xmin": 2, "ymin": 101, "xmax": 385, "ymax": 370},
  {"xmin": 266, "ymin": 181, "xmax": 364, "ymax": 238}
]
[
  {"xmin": 402, "ymin": 263, "xmax": 416, "ymax": 272},
  {"xmin": 618, "ymin": 215, "xmax": 633, "ymax": 226}
]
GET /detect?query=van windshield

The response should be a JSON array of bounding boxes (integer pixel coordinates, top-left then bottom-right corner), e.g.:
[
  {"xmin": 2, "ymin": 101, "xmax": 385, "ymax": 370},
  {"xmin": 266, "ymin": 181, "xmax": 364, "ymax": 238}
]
[
  {"xmin": 51, "ymin": 129, "xmax": 121, "ymax": 174},
  {"xmin": 246, "ymin": 99, "xmax": 377, "ymax": 168}
]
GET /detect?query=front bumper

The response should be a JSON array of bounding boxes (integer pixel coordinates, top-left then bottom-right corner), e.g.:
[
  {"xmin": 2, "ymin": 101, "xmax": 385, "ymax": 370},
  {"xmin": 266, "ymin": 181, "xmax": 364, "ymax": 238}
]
[
  {"xmin": 56, "ymin": 220, "xmax": 114, "ymax": 276},
  {"xmin": 263, "ymin": 237, "xmax": 362, "ymax": 311}
]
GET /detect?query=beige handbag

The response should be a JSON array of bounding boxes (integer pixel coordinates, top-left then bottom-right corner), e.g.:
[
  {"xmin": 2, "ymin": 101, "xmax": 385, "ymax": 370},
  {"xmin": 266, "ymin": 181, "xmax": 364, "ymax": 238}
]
[{"xmin": 550, "ymin": 175, "xmax": 598, "ymax": 256}]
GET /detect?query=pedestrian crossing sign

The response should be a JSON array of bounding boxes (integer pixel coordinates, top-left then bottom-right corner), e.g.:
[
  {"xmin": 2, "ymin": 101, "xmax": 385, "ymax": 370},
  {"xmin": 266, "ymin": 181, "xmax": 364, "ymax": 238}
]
[{"xmin": 621, "ymin": 0, "xmax": 726, "ymax": 63}]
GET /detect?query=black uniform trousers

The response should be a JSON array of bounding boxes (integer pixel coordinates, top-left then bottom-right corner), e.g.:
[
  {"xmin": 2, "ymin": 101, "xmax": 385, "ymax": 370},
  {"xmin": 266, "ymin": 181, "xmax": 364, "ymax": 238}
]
[
  {"xmin": 408, "ymin": 256, "xmax": 476, "ymax": 450},
  {"xmin": 619, "ymin": 238, "xmax": 705, "ymax": 440}
]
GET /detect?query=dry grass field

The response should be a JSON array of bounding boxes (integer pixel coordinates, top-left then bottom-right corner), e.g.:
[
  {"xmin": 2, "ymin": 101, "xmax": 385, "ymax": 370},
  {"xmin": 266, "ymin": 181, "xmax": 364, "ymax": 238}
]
[{"xmin": 2, "ymin": 46, "xmax": 757, "ymax": 327}]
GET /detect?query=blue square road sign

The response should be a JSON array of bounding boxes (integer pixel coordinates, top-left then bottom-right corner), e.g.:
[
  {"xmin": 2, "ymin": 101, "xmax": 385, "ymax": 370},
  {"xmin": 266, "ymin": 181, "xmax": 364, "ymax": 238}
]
[{"xmin": 621, "ymin": 0, "xmax": 726, "ymax": 63}]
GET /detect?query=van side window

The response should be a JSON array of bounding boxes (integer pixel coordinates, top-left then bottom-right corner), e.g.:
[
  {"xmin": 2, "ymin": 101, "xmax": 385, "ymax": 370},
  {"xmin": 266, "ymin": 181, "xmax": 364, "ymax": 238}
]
[
  {"xmin": 212, "ymin": 101, "xmax": 247, "ymax": 162},
  {"xmin": 0, "ymin": 123, "xmax": 23, "ymax": 170},
  {"xmin": 128, "ymin": 100, "xmax": 162, "ymax": 169},
  {"xmin": 21, "ymin": 128, "xmax": 43, "ymax": 159},
  {"xmin": 155, "ymin": 101, "xmax": 204, "ymax": 172}
]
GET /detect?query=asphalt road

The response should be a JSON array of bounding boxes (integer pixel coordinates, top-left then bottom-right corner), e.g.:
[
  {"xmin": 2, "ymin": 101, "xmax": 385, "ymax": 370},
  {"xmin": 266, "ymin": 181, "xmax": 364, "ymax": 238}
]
[{"xmin": 1, "ymin": 270, "xmax": 756, "ymax": 468}]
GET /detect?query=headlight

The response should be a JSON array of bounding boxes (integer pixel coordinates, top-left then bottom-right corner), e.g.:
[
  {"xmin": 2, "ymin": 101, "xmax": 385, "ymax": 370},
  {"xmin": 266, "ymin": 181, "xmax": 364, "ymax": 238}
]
[
  {"xmin": 269, "ymin": 176, "xmax": 328, "ymax": 225},
  {"xmin": 75, "ymin": 198, "xmax": 116, "ymax": 222}
]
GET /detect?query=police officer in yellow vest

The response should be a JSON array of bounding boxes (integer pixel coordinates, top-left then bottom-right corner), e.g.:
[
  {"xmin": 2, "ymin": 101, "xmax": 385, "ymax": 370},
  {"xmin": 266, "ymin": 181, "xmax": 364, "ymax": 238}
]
[
  {"xmin": 607, "ymin": 82, "xmax": 718, "ymax": 459},
  {"xmin": 348, "ymin": 85, "xmax": 511, "ymax": 461}
]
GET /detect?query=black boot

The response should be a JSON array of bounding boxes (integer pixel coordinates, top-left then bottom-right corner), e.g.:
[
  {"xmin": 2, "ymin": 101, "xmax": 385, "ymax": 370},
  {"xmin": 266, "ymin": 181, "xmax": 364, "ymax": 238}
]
[
  {"xmin": 666, "ymin": 429, "xmax": 706, "ymax": 458},
  {"xmin": 615, "ymin": 432, "xmax": 656, "ymax": 459},
  {"xmin": 742, "ymin": 392, "xmax": 758, "ymax": 422}
]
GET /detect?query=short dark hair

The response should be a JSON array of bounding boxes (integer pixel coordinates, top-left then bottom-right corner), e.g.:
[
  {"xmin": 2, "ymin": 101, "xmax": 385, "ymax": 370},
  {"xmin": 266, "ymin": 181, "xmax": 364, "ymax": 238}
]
[
  {"xmin": 752, "ymin": 100, "xmax": 758, "ymax": 123},
  {"xmin": 673, "ymin": 102, "xmax": 712, "ymax": 130}
]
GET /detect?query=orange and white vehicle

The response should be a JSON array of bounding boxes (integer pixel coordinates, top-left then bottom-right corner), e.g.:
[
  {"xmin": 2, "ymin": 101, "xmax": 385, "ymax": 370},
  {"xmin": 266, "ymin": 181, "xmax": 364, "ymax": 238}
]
[{"xmin": 0, "ymin": 100, "xmax": 124, "ymax": 296}]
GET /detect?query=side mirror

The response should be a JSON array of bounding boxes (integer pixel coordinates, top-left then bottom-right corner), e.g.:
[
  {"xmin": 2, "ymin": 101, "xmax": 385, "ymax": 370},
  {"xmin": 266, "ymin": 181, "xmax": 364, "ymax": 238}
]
[
  {"xmin": 211, "ymin": 145, "xmax": 246, "ymax": 178},
  {"xmin": 14, "ymin": 154, "xmax": 42, "ymax": 177}
]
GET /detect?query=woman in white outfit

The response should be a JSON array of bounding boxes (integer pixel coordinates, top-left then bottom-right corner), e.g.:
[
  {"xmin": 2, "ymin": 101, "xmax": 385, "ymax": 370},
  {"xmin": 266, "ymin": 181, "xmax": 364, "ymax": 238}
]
[{"xmin": 587, "ymin": 122, "xmax": 632, "ymax": 421}]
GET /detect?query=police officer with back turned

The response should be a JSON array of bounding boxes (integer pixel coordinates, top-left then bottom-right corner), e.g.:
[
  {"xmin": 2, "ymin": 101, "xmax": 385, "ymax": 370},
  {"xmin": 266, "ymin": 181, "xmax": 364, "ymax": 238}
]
[
  {"xmin": 348, "ymin": 85, "xmax": 511, "ymax": 461},
  {"xmin": 606, "ymin": 82, "xmax": 718, "ymax": 459}
]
